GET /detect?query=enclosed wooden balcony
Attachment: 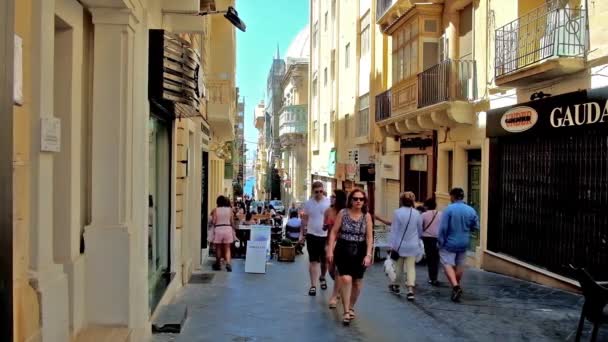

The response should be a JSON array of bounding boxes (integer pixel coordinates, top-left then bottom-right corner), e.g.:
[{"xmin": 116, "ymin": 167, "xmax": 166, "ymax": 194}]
[
  {"xmin": 207, "ymin": 79, "xmax": 236, "ymax": 141},
  {"xmin": 376, "ymin": 59, "xmax": 477, "ymax": 137},
  {"xmin": 278, "ymin": 104, "xmax": 307, "ymax": 146}
]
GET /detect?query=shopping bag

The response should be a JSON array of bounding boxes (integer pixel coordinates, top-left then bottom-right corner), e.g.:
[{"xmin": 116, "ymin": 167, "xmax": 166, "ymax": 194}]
[
  {"xmin": 383, "ymin": 258, "xmax": 397, "ymax": 283},
  {"xmin": 415, "ymin": 239, "xmax": 425, "ymax": 263}
]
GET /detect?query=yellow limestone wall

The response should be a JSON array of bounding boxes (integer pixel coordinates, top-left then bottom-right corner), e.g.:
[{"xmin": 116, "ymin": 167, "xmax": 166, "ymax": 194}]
[{"xmin": 14, "ymin": 0, "xmax": 42, "ymax": 340}]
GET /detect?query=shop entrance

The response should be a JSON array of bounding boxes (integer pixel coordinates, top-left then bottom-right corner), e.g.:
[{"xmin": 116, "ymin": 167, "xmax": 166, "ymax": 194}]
[
  {"xmin": 148, "ymin": 115, "xmax": 171, "ymax": 312},
  {"xmin": 488, "ymin": 129, "xmax": 608, "ymax": 280},
  {"xmin": 467, "ymin": 149, "xmax": 481, "ymax": 251}
]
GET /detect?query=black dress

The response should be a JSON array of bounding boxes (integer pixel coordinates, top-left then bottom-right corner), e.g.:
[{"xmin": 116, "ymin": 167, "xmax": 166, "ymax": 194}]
[{"xmin": 334, "ymin": 210, "xmax": 368, "ymax": 279}]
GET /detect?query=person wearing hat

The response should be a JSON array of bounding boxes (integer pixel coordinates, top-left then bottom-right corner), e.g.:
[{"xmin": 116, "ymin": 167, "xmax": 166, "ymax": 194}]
[{"xmin": 438, "ymin": 188, "xmax": 479, "ymax": 302}]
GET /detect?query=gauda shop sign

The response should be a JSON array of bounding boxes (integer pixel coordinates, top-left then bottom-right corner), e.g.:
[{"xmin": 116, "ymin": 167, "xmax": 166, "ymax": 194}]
[
  {"xmin": 488, "ymin": 87, "xmax": 608, "ymax": 138},
  {"xmin": 549, "ymin": 101, "xmax": 608, "ymax": 127}
]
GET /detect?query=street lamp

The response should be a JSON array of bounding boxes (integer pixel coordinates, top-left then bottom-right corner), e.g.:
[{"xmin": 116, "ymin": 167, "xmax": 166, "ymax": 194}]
[{"xmin": 200, "ymin": 6, "xmax": 247, "ymax": 32}]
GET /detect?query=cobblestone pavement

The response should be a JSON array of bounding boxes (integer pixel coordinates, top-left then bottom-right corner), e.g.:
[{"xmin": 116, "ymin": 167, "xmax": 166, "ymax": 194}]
[{"xmin": 152, "ymin": 254, "xmax": 606, "ymax": 342}]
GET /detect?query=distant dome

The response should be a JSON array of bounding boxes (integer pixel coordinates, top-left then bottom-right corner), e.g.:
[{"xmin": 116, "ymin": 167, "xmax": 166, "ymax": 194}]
[{"xmin": 285, "ymin": 24, "xmax": 310, "ymax": 64}]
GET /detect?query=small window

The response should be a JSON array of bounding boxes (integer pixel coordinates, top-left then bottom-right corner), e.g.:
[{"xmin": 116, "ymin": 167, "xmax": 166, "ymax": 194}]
[
  {"xmin": 312, "ymin": 77, "xmax": 318, "ymax": 97},
  {"xmin": 313, "ymin": 22, "xmax": 319, "ymax": 49},
  {"xmin": 331, "ymin": 50, "xmax": 336, "ymax": 80},
  {"xmin": 323, "ymin": 123, "xmax": 327, "ymax": 142},
  {"xmin": 324, "ymin": 67, "xmax": 328, "ymax": 86},
  {"xmin": 330, "ymin": 110, "xmax": 336, "ymax": 141},
  {"xmin": 345, "ymin": 43, "xmax": 351, "ymax": 68},
  {"xmin": 424, "ymin": 19, "xmax": 437, "ymax": 33},
  {"xmin": 325, "ymin": 12, "xmax": 328, "ymax": 31},
  {"xmin": 344, "ymin": 114, "xmax": 350, "ymax": 137}
]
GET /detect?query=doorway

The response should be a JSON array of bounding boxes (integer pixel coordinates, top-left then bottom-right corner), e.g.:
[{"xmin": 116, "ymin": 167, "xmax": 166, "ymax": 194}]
[
  {"xmin": 467, "ymin": 149, "xmax": 481, "ymax": 251},
  {"xmin": 148, "ymin": 115, "xmax": 171, "ymax": 312},
  {"xmin": 403, "ymin": 154, "xmax": 428, "ymax": 202}
]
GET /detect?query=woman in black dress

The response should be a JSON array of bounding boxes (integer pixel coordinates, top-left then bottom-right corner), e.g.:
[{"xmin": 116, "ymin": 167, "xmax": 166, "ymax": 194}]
[{"xmin": 327, "ymin": 189, "xmax": 374, "ymax": 325}]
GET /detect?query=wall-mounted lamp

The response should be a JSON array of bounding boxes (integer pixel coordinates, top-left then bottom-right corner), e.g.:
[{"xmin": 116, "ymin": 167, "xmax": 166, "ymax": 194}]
[{"xmin": 199, "ymin": 6, "xmax": 247, "ymax": 32}]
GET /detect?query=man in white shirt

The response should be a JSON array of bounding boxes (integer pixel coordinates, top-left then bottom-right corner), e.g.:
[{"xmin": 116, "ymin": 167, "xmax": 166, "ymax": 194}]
[{"xmin": 301, "ymin": 181, "xmax": 331, "ymax": 296}]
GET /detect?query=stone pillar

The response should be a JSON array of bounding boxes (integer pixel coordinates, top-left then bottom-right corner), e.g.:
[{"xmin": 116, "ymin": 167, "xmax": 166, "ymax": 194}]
[
  {"xmin": 83, "ymin": 5, "xmax": 147, "ymax": 334},
  {"xmin": 29, "ymin": 0, "xmax": 69, "ymax": 340}
]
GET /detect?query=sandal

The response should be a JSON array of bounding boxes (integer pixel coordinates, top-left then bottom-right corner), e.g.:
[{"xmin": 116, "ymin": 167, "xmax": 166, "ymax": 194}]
[
  {"xmin": 328, "ymin": 300, "xmax": 337, "ymax": 309},
  {"xmin": 320, "ymin": 277, "xmax": 328, "ymax": 290},
  {"xmin": 308, "ymin": 286, "xmax": 317, "ymax": 296},
  {"xmin": 342, "ymin": 313, "xmax": 351, "ymax": 326},
  {"xmin": 348, "ymin": 308, "xmax": 356, "ymax": 320}
]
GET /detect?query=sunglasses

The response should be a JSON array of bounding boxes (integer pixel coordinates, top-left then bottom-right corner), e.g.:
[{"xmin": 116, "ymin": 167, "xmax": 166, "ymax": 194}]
[
  {"xmin": 352, "ymin": 197, "xmax": 365, "ymax": 202},
  {"xmin": 314, "ymin": 190, "xmax": 324, "ymax": 194}
]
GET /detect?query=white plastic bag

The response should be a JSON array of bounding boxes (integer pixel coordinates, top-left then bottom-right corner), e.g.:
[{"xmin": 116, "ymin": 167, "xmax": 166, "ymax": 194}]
[
  {"xmin": 415, "ymin": 239, "xmax": 425, "ymax": 263},
  {"xmin": 384, "ymin": 258, "xmax": 397, "ymax": 283}
]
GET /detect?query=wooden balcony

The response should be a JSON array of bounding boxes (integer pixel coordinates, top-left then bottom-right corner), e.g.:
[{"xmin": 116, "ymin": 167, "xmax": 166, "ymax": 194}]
[
  {"xmin": 377, "ymin": 59, "xmax": 477, "ymax": 137},
  {"xmin": 207, "ymin": 79, "xmax": 236, "ymax": 141}
]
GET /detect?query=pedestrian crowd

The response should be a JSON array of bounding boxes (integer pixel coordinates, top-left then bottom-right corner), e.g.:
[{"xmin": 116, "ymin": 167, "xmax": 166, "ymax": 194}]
[
  {"xmin": 300, "ymin": 181, "xmax": 479, "ymax": 326},
  {"xmin": 208, "ymin": 182, "xmax": 478, "ymax": 326}
]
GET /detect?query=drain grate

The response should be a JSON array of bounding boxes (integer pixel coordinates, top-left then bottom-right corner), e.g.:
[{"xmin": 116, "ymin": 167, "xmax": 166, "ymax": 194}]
[{"xmin": 189, "ymin": 273, "xmax": 214, "ymax": 284}]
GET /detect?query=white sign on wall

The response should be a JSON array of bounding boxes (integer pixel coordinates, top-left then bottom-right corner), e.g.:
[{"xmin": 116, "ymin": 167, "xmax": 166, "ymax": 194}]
[
  {"xmin": 14, "ymin": 34, "xmax": 23, "ymax": 106},
  {"xmin": 41, "ymin": 117, "xmax": 61, "ymax": 152}
]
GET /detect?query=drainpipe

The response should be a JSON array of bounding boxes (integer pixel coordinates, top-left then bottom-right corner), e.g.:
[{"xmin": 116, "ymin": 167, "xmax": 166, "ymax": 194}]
[{"xmin": 0, "ymin": 0, "xmax": 15, "ymax": 339}]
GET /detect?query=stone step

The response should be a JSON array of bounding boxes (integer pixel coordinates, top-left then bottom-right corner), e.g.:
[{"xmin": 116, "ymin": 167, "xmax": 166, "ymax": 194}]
[
  {"xmin": 151, "ymin": 303, "xmax": 188, "ymax": 334},
  {"xmin": 74, "ymin": 325, "xmax": 130, "ymax": 342}
]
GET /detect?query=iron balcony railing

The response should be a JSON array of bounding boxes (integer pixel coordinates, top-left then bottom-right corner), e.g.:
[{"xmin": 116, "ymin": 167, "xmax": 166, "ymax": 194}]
[
  {"xmin": 375, "ymin": 89, "xmax": 391, "ymax": 122},
  {"xmin": 495, "ymin": 4, "xmax": 588, "ymax": 78},
  {"xmin": 376, "ymin": 0, "xmax": 394, "ymax": 21},
  {"xmin": 418, "ymin": 59, "xmax": 477, "ymax": 108}
]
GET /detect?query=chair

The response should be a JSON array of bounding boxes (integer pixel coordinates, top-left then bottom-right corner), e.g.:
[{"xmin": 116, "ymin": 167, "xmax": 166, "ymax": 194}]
[{"xmin": 571, "ymin": 265, "xmax": 608, "ymax": 342}]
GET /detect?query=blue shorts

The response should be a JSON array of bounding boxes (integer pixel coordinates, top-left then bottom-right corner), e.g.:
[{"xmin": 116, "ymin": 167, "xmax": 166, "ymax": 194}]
[{"xmin": 439, "ymin": 249, "xmax": 467, "ymax": 267}]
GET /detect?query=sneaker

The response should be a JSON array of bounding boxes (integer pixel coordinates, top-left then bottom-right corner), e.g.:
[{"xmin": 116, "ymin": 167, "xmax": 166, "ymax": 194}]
[
  {"xmin": 428, "ymin": 280, "xmax": 440, "ymax": 287},
  {"xmin": 225, "ymin": 264, "xmax": 232, "ymax": 272},
  {"xmin": 451, "ymin": 286, "xmax": 463, "ymax": 302},
  {"xmin": 389, "ymin": 284, "xmax": 400, "ymax": 294},
  {"xmin": 212, "ymin": 263, "xmax": 221, "ymax": 271},
  {"xmin": 406, "ymin": 291, "xmax": 415, "ymax": 301}
]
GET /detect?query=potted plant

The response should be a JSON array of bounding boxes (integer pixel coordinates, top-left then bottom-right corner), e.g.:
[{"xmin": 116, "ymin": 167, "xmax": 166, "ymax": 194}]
[{"xmin": 278, "ymin": 239, "xmax": 296, "ymax": 262}]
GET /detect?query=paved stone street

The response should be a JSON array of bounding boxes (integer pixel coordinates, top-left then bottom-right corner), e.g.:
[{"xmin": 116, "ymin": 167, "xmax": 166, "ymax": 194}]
[{"xmin": 152, "ymin": 254, "xmax": 605, "ymax": 342}]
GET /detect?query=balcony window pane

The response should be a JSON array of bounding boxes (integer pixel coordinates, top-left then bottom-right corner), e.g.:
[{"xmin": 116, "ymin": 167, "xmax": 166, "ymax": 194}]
[
  {"xmin": 411, "ymin": 40, "xmax": 418, "ymax": 75},
  {"xmin": 403, "ymin": 45, "xmax": 409, "ymax": 78},
  {"xmin": 423, "ymin": 41, "xmax": 439, "ymax": 71}
]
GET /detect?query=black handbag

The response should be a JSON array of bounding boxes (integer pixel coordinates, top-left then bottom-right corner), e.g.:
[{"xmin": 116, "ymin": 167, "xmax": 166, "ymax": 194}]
[{"xmin": 390, "ymin": 209, "xmax": 413, "ymax": 261}]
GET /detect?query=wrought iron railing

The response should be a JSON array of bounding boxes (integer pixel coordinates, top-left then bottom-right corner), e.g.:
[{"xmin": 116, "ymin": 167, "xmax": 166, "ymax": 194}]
[
  {"xmin": 418, "ymin": 59, "xmax": 477, "ymax": 108},
  {"xmin": 495, "ymin": 4, "xmax": 588, "ymax": 78},
  {"xmin": 375, "ymin": 89, "xmax": 391, "ymax": 122},
  {"xmin": 376, "ymin": 0, "xmax": 394, "ymax": 21}
]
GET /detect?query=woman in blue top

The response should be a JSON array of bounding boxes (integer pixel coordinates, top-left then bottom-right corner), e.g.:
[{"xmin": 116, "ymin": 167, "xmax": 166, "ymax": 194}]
[{"xmin": 389, "ymin": 191, "xmax": 423, "ymax": 301}]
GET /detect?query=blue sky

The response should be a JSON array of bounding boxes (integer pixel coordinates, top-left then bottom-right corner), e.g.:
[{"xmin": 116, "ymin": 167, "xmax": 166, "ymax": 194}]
[{"xmin": 236, "ymin": 0, "xmax": 309, "ymax": 169}]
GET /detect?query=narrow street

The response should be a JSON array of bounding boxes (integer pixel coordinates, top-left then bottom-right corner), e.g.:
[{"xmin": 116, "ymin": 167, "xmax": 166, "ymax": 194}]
[{"xmin": 152, "ymin": 255, "xmax": 604, "ymax": 342}]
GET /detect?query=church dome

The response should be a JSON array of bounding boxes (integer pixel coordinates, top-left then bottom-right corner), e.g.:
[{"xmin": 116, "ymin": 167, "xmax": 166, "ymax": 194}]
[{"xmin": 285, "ymin": 24, "xmax": 310, "ymax": 64}]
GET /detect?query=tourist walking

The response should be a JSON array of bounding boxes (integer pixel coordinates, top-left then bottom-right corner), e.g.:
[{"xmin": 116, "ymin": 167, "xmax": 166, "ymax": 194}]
[
  {"xmin": 324, "ymin": 189, "xmax": 347, "ymax": 308},
  {"xmin": 388, "ymin": 192, "xmax": 423, "ymax": 300},
  {"xmin": 420, "ymin": 198, "xmax": 442, "ymax": 286},
  {"xmin": 438, "ymin": 188, "xmax": 479, "ymax": 302},
  {"xmin": 211, "ymin": 195, "xmax": 236, "ymax": 272},
  {"xmin": 301, "ymin": 181, "xmax": 331, "ymax": 296},
  {"xmin": 327, "ymin": 189, "xmax": 373, "ymax": 326}
]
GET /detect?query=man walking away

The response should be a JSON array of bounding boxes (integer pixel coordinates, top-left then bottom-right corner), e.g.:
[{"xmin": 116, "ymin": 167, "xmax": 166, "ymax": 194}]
[
  {"xmin": 301, "ymin": 181, "xmax": 331, "ymax": 296},
  {"xmin": 438, "ymin": 188, "xmax": 479, "ymax": 302}
]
